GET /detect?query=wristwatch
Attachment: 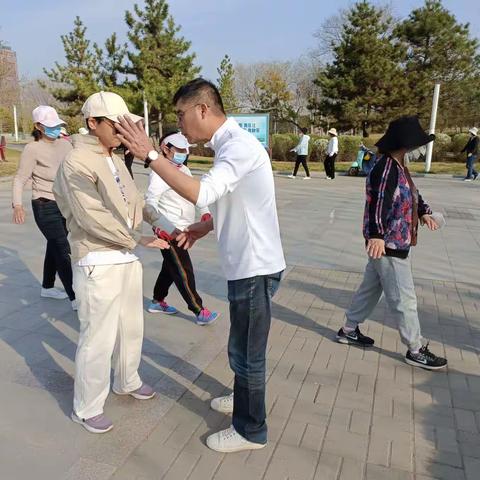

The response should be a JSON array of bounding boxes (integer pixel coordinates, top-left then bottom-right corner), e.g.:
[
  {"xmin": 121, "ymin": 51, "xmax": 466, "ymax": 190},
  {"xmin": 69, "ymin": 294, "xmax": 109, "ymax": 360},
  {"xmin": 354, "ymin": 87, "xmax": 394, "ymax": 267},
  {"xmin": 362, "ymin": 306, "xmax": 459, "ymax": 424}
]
[{"xmin": 144, "ymin": 149, "xmax": 159, "ymax": 168}]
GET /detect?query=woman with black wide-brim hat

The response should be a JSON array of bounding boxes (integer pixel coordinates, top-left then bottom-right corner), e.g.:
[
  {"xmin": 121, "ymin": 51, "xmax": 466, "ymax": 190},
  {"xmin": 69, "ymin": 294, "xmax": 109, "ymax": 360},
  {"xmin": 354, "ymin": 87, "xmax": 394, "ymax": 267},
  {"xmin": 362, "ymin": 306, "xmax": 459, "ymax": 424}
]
[{"xmin": 336, "ymin": 116, "xmax": 447, "ymax": 370}]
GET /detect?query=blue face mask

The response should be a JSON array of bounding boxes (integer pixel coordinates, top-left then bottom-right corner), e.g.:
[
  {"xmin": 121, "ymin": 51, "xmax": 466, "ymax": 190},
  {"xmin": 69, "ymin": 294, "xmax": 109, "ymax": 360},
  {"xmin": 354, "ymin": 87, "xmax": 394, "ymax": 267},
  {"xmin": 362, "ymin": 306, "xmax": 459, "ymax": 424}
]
[
  {"xmin": 172, "ymin": 152, "xmax": 188, "ymax": 165},
  {"xmin": 43, "ymin": 125, "xmax": 62, "ymax": 139}
]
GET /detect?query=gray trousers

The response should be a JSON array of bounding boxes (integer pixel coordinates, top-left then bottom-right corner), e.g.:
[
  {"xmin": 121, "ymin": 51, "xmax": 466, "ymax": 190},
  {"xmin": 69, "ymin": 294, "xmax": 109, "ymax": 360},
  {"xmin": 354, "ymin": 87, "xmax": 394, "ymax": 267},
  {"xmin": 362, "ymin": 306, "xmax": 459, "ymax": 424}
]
[{"xmin": 345, "ymin": 255, "xmax": 423, "ymax": 351}]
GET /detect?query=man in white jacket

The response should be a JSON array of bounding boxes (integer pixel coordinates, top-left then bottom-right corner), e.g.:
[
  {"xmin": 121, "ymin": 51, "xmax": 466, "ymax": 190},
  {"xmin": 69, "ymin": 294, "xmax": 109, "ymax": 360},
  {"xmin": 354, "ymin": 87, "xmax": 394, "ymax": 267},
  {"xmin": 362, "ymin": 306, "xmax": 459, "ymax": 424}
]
[
  {"xmin": 116, "ymin": 78, "xmax": 286, "ymax": 454},
  {"xmin": 288, "ymin": 127, "xmax": 311, "ymax": 179},
  {"xmin": 144, "ymin": 132, "xmax": 218, "ymax": 325}
]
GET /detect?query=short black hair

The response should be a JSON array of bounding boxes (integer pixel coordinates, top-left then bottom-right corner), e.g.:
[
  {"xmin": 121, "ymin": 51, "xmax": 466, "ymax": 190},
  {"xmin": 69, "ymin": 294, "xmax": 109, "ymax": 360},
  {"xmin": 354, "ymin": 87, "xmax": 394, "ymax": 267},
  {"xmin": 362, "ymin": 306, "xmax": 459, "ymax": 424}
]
[
  {"xmin": 85, "ymin": 116, "xmax": 105, "ymax": 130},
  {"xmin": 173, "ymin": 78, "xmax": 225, "ymax": 115},
  {"xmin": 301, "ymin": 127, "xmax": 308, "ymax": 134}
]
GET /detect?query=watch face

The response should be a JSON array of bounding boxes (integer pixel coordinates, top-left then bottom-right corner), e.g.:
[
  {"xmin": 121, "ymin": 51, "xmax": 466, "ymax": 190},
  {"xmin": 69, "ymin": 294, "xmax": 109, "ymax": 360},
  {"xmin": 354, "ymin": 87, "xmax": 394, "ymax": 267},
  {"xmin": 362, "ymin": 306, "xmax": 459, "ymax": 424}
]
[{"xmin": 149, "ymin": 150, "xmax": 159, "ymax": 161}]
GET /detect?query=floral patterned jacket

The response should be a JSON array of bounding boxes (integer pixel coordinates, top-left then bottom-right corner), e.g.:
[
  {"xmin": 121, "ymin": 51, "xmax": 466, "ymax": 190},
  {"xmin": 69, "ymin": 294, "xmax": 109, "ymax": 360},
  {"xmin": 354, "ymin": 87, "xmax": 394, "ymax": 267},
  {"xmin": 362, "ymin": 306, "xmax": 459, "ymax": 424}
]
[{"xmin": 363, "ymin": 155, "xmax": 432, "ymax": 258}]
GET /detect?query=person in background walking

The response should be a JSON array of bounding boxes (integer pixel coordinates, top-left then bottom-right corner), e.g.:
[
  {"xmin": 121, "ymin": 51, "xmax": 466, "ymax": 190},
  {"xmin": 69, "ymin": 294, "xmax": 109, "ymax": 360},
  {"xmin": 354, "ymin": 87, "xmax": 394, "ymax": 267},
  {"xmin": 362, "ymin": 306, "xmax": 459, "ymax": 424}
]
[
  {"xmin": 288, "ymin": 127, "xmax": 311, "ymax": 179},
  {"xmin": 336, "ymin": 116, "xmax": 447, "ymax": 371},
  {"xmin": 12, "ymin": 106, "xmax": 76, "ymax": 309},
  {"xmin": 461, "ymin": 127, "xmax": 478, "ymax": 182},
  {"xmin": 0, "ymin": 135, "xmax": 7, "ymax": 162},
  {"xmin": 144, "ymin": 131, "xmax": 218, "ymax": 325},
  {"xmin": 324, "ymin": 127, "xmax": 338, "ymax": 179}
]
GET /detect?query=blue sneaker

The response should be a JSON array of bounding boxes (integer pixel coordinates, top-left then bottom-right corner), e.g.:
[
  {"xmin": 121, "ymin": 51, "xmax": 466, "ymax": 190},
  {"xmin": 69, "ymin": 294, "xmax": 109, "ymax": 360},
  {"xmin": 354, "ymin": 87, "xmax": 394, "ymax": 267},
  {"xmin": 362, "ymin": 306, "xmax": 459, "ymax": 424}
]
[
  {"xmin": 196, "ymin": 308, "xmax": 219, "ymax": 326},
  {"xmin": 147, "ymin": 300, "xmax": 178, "ymax": 314}
]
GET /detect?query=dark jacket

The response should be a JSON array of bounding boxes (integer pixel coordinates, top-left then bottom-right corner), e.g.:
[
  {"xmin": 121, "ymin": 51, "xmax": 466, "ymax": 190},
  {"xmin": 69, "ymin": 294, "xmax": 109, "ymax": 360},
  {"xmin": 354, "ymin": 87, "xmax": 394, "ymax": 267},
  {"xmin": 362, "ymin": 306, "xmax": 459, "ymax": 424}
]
[
  {"xmin": 462, "ymin": 136, "xmax": 479, "ymax": 156},
  {"xmin": 363, "ymin": 155, "xmax": 432, "ymax": 259}
]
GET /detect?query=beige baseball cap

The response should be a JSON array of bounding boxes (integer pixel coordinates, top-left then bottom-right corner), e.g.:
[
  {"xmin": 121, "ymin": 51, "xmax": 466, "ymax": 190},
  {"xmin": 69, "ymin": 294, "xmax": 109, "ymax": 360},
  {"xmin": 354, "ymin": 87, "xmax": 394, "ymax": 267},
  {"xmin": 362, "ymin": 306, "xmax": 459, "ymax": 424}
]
[{"xmin": 81, "ymin": 91, "xmax": 143, "ymax": 123}]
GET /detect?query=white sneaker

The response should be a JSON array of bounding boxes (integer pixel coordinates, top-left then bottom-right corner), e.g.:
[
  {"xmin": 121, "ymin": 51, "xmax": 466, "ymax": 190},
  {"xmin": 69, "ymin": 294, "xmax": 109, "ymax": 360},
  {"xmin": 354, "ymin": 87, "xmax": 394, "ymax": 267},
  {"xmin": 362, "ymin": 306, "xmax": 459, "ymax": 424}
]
[
  {"xmin": 326, "ymin": 176, "xmax": 332, "ymax": 180},
  {"xmin": 287, "ymin": 174, "xmax": 295, "ymax": 179},
  {"xmin": 206, "ymin": 425, "xmax": 266, "ymax": 453},
  {"xmin": 71, "ymin": 300, "xmax": 78, "ymax": 311},
  {"xmin": 210, "ymin": 393, "xmax": 234, "ymax": 413},
  {"xmin": 303, "ymin": 176, "xmax": 311, "ymax": 180},
  {"xmin": 41, "ymin": 288, "xmax": 68, "ymax": 300}
]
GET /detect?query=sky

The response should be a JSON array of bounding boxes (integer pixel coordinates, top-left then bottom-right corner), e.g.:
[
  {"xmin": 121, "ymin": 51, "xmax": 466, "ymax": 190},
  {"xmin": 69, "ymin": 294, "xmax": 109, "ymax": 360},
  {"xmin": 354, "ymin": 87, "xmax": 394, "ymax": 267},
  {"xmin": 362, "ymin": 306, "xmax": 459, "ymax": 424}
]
[{"xmin": 2, "ymin": 0, "xmax": 479, "ymax": 81}]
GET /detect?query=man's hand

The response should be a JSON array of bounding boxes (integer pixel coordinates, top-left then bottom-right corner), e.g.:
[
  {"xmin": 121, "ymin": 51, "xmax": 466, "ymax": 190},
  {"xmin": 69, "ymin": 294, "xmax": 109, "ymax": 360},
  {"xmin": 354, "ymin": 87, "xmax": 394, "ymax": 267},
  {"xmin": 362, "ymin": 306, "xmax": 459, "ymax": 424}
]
[
  {"xmin": 12, "ymin": 205, "xmax": 25, "ymax": 224},
  {"xmin": 139, "ymin": 236, "xmax": 170, "ymax": 249},
  {"xmin": 115, "ymin": 116, "xmax": 156, "ymax": 160},
  {"xmin": 366, "ymin": 238, "xmax": 385, "ymax": 259},
  {"xmin": 176, "ymin": 220, "xmax": 213, "ymax": 249},
  {"xmin": 420, "ymin": 214, "xmax": 439, "ymax": 231}
]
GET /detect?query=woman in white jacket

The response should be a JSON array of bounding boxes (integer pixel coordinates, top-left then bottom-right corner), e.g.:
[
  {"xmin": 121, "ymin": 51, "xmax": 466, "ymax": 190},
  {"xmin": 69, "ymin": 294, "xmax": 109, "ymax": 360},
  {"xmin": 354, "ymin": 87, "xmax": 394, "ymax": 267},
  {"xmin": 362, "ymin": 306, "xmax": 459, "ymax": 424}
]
[{"xmin": 144, "ymin": 133, "xmax": 218, "ymax": 325}]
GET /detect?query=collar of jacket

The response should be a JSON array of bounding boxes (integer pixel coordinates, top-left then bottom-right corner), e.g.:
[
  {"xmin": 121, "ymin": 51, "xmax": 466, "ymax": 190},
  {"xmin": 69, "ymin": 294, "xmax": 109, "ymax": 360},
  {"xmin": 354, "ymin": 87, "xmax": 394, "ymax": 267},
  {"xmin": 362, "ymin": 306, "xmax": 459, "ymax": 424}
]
[{"xmin": 71, "ymin": 133, "xmax": 109, "ymax": 155}]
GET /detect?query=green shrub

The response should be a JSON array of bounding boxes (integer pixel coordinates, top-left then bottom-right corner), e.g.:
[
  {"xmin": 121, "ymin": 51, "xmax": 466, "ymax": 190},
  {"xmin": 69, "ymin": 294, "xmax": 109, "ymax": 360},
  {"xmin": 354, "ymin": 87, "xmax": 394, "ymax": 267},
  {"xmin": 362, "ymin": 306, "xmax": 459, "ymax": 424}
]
[
  {"xmin": 271, "ymin": 134, "xmax": 298, "ymax": 161},
  {"xmin": 451, "ymin": 133, "xmax": 470, "ymax": 154},
  {"xmin": 432, "ymin": 133, "xmax": 452, "ymax": 161}
]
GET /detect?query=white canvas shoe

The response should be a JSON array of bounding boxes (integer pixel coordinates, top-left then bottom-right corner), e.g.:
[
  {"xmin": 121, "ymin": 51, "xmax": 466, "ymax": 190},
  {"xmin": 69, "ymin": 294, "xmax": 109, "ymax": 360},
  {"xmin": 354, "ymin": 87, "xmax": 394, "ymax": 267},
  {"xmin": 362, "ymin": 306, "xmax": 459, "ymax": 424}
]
[
  {"xmin": 287, "ymin": 174, "xmax": 295, "ymax": 179},
  {"xmin": 210, "ymin": 393, "xmax": 234, "ymax": 413},
  {"xmin": 206, "ymin": 425, "xmax": 266, "ymax": 453},
  {"xmin": 41, "ymin": 287, "xmax": 68, "ymax": 300}
]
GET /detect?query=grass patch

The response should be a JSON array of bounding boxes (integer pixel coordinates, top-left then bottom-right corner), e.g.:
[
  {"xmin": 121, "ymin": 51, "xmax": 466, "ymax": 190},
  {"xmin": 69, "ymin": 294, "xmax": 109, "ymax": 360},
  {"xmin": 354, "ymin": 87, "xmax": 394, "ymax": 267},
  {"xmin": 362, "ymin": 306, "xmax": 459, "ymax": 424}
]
[
  {"xmin": 188, "ymin": 156, "xmax": 466, "ymax": 175},
  {"xmin": 0, "ymin": 149, "xmax": 21, "ymax": 177}
]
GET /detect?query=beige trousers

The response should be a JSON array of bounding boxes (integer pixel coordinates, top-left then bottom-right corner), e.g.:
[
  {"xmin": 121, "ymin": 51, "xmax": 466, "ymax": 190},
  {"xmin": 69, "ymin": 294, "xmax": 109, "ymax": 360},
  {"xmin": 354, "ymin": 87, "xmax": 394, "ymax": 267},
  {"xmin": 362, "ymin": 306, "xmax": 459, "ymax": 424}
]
[{"xmin": 72, "ymin": 260, "xmax": 144, "ymax": 419}]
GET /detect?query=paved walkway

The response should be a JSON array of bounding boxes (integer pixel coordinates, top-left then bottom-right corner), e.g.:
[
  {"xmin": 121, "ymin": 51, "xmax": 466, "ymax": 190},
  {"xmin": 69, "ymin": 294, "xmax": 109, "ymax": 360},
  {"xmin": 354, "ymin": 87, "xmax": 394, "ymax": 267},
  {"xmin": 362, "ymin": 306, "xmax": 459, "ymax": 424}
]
[{"xmin": 0, "ymin": 168, "xmax": 479, "ymax": 479}]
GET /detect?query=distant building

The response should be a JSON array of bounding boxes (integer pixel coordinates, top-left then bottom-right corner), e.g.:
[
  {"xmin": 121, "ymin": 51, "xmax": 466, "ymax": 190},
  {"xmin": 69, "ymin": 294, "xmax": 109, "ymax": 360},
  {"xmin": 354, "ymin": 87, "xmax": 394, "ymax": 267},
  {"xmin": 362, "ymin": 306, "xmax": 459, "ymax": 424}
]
[{"xmin": 0, "ymin": 46, "xmax": 19, "ymax": 107}]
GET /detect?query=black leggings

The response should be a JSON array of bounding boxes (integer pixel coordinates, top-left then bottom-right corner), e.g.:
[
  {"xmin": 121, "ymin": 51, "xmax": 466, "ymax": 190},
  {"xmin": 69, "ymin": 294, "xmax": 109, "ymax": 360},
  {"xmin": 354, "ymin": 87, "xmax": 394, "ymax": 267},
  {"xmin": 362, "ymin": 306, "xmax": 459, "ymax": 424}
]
[
  {"xmin": 293, "ymin": 155, "xmax": 310, "ymax": 177},
  {"xmin": 153, "ymin": 240, "xmax": 203, "ymax": 314},
  {"xmin": 324, "ymin": 154, "xmax": 337, "ymax": 178},
  {"xmin": 31, "ymin": 199, "xmax": 75, "ymax": 300}
]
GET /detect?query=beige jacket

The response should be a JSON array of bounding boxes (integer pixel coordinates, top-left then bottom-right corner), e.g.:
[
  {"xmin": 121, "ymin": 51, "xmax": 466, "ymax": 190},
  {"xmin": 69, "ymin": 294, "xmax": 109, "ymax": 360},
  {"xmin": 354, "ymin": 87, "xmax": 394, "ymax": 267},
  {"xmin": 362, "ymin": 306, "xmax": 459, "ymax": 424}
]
[{"xmin": 53, "ymin": 134, "xmax": 143, "ymax": 262}]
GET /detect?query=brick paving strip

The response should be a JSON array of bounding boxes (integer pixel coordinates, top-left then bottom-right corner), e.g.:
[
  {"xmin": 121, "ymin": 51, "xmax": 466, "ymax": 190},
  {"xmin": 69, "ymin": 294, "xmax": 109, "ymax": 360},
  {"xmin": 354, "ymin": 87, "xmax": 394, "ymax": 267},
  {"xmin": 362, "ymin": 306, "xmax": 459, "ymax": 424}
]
[{"xmin": 108, "ymin": 266, "xmax": 480, "ymax": 480}]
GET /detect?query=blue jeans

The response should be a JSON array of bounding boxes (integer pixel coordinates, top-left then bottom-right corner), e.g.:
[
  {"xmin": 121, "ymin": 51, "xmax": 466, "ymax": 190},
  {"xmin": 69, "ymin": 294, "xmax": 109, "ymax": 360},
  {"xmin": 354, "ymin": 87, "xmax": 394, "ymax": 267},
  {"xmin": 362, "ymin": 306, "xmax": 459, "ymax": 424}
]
[
  {"xmin": 466, "ymin": 155, "xmax": 478, "ymax": 179},
  {"xmin": 227, "ymin": 271, "xmax": 283, "ymax": 444}
]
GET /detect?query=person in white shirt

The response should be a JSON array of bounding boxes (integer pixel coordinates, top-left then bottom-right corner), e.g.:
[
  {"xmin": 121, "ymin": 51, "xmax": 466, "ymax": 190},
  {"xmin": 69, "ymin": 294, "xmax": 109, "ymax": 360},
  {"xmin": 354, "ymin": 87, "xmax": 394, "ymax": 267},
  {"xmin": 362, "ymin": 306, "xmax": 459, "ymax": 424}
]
[
  {"xmin": 53, "ymin": 92, "xmax": 169, "ymax": 434},
  {"xmin": 288, "ymin": 127, "xmax": 311, "ymax": 179},
  {"xmin": 325, "ymin": 127, "xmax": 339, "ymax": 179},
  {"xmin": 144, "ymin": 132, "xmax": 218, "ymax": 325},
  {"xmin": 117, "ymin": 78, "xmax": 286, "ymax": 454}
]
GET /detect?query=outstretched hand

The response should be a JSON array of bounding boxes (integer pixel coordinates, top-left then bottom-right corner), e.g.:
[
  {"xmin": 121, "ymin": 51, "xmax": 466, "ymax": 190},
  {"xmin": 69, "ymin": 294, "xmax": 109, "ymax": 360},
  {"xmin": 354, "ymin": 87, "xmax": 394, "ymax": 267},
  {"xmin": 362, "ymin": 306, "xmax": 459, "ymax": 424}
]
[
  {"xmin": 115, "ymin": 116, "xmax": 154, "ymax": 160},
  {"xmin": 176, "ymin": 221, "xmax": 212, "ymax": 249}
]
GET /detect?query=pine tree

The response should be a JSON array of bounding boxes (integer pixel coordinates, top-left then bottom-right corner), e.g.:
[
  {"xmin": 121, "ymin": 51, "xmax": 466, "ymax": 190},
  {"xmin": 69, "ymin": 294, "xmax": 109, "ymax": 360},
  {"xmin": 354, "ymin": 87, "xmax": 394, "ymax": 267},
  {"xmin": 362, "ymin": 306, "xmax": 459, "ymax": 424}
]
[
  {"xmin": 216, "ymin": 54, "xmax": 237, "ymax": 113},
  {"xmin": 96, "ymin": 33, "xmax": 127, "ymax": 89},
  {"xmin": 394, "ymin": 0, "xmax": 480, "ymax": 128},
  {"xmin": 312, "ymin": 1, "xmax": 405, "ymax": 136},
  {"xmin": 42, "ymin": 16, "xmax": 101, "ymax": 121},
  {"xmin": 124, "ymin": 0, "xmax": 200, "ymax": 136}
]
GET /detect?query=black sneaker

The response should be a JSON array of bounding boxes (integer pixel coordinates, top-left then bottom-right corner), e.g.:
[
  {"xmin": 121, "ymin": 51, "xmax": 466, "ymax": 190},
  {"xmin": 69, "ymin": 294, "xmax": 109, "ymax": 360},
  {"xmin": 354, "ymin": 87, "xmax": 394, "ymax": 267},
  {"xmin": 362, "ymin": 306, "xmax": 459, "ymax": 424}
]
[
  {"xmin": 405, "ymin": 343, "xmax": 447, "ymax": 370},
  {"xmin": 336, "ymin": 327, "xmax": 375, "ymax": 347}
]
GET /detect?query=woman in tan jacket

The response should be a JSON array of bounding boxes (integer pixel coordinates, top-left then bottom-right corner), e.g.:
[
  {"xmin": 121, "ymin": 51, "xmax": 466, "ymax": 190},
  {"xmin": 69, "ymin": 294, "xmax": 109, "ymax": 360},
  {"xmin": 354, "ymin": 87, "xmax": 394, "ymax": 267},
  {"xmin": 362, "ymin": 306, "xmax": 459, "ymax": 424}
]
[{"xmin": 12, "ymin": 106, "xmax": 76, "ymax": 308}]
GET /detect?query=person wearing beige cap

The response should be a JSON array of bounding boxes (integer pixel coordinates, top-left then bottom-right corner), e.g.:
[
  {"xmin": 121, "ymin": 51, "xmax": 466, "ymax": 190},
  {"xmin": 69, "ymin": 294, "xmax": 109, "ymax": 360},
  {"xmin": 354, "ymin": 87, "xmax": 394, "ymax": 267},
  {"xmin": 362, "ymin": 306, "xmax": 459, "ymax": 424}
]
[
  {"xmin": 53, "ymin": 91, "xmax": 169, "ymax": 434},
  {"xmin": 461, "ymin": 127, "xmax": 478, "ymax": 181},
  {"xmin": 12, "ymin": 106, "xmax": 76, "ymax": 308},
  {"xmin": 324, "ymin": 127, "xmax": 338, "ymax": 179}
]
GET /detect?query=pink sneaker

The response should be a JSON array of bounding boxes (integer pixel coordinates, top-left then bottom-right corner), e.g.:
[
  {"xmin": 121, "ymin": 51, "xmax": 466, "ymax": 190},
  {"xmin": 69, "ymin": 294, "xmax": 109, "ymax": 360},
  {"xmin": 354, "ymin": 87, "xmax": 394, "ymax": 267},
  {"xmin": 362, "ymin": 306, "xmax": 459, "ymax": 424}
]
[
  {"xmin": 113, "ymin": 383, "xmax": 156, "ymax": 400},
  {"xmin": 71, "ymin": 412, "xmax": 113, "ymax": 434},
  {"xmin": 196, "ymin": 308, "xmax": 219, "ymax": 326},
  {"xmin": 148, "ymin": 300, "xmax": 178, "ymax": 314}
]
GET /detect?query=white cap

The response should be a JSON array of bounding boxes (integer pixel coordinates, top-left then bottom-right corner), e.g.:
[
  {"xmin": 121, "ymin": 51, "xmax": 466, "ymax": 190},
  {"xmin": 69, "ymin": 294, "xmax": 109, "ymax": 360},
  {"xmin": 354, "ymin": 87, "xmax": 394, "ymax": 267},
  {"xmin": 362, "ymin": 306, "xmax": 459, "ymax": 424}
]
[
  {"xmin": 163, "ymin": 132, "xmax": 195, "ymax": 153},
  {"xmin": 327, "ymin": 128, "xmax": 338, "ymax": 136},
  {"xmin": 469, "ymin": 127, "xmax": 478, "ymax": 136},
  {"xmin": 32, "ymin": 106, "xmax": 65, "ymax": 127},
  {"xmin": 78, "ymin": 127, "xmax": 88, "ymax": 135},
  {"xmin": 81, "ymin": 91, "xmax": 143, "ymax": 123}
]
